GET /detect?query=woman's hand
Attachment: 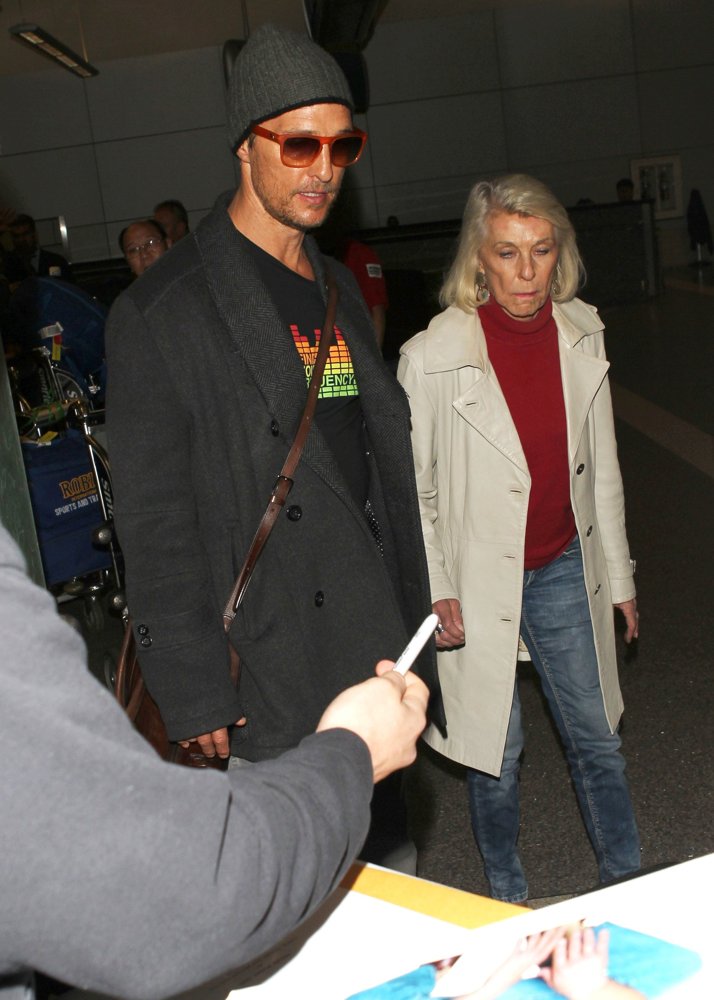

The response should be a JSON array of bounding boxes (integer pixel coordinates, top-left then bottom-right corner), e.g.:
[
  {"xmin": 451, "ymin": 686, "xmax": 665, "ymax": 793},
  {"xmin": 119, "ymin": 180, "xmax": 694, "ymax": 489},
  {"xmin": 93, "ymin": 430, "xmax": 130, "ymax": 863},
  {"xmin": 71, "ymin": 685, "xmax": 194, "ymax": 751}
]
[
  {"xmin": 432, "ymin": 598, "xmax": 465, "ymax": 649},
  {"xmin": 462, "ymin": 927, "xmax": 567, "ymax": 999},
  {"xmin": 614, "ymin": 598, "xmax": 639, "ymax": 643},
  {"xmin": 539, "ymin": 927, "xmax": 645, "ymax": 999}
]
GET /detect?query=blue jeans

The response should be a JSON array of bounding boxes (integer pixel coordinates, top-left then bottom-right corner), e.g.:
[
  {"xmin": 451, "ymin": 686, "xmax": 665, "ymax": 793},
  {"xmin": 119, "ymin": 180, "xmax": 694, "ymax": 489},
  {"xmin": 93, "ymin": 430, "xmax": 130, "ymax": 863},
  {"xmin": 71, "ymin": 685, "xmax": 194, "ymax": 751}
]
[{"xmin": 466, "ymin": 534, "xmax": 640, "ymax": 902}]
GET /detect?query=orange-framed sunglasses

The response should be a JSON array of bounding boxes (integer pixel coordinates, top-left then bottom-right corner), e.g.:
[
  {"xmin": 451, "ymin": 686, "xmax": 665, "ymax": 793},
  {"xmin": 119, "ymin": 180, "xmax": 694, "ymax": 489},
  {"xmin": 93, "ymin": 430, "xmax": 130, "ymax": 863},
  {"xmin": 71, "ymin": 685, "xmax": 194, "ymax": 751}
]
[{"xmin": 251, "ymin": 125, "xmax": 367, "ymax": 168}]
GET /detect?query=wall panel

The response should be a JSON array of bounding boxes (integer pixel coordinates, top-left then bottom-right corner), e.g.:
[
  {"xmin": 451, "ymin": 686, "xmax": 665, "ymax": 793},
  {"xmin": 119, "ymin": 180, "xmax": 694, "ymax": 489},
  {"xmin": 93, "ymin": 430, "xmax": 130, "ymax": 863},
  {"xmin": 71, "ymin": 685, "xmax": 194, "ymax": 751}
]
[
  {"xmin": 366, "ymin": 12, "xmax": 499, "ymax": 105},
  {"xmin": 495, "ymin": 0, "xmax": 634, "ymax": 87},
  {"xmin": 0, "ymin": 70, "xmax": 92, "ymax": 155},
  {"xmin": 502, "ymin": 76, "xmax": 641, "ymax": 167},
  {"xmin": 86, "ymin": 47, "xmax": 227, "ymax": 142},
  {"xmin": 94, "ymin": 127, "xmax": 235, "ymax": 222}
]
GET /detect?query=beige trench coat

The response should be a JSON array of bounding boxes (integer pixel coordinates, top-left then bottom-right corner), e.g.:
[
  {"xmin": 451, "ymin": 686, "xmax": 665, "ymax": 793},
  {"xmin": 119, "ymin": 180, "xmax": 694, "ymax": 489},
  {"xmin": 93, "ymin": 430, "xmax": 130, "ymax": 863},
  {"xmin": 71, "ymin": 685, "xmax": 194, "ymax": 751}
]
[{"xmin": 397, "ymin": 298, "xmax": 636, "ymax": 775}]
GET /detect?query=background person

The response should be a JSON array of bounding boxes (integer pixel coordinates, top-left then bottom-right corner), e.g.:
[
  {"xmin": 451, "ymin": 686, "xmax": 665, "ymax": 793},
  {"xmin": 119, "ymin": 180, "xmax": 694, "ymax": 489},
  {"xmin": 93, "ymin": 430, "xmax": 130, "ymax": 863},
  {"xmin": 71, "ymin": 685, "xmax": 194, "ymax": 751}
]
[
  {"xmin": 4, "ymin": 212, "xmax": 73, "ymax": 286},
  {"xmin": 119, "ymin": 218, "xmax": 170, "ymax": 278},
  {"xmin": 615, "ymin": 177, "xmax": 635, "ymax": 203},
  {"xmin": 153, "ymin": 198, "xmax": 189, "ymax": 243},
  {"xmin": 337, "ymin": 235, "xmax": 389, "ymax": 349},
  {"xmin": 0, "ymin": 518, "xmax": 428, "ymax": 1000},
  {"xmin": 397, "ymin": 173, "xmax": 640, "ymax": 903}
]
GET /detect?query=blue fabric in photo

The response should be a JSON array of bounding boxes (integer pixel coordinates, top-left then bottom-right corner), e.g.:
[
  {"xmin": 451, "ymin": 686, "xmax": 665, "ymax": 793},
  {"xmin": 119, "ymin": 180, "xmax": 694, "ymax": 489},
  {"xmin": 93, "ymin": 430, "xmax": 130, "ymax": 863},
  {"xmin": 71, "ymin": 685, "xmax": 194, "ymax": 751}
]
[
  {"xmin": 347, "ymin": 964, "xmax": 437, "ymax": 999},
  {"xmin": 347, "ymin": 923, "xmax": 702, "ymax": 1000},
  {"xmin": 497, "ymin": 923, "xmax": 702, "ymax": 998}
]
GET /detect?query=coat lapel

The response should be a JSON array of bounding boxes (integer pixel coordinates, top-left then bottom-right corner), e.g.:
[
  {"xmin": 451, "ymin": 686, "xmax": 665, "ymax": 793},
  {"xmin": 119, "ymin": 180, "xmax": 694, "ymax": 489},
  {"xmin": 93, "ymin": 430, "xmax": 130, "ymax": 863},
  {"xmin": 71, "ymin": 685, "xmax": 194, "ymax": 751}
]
[
  {"xmin": 555, "ymin": 304, "xmax": 610, "ymax": 465},
  {"xmin": 425, "ymin": 308, "xmax": 528, "ymax": 474},
  {"xmin": 423, "ymin": 303, "xmax": 610, "ymax": 474},
  {"xmin": 193, "ymin": 199, "xmax": 389, "ymax": 507},
  {"xmin": 195, "ymin": 196, "xmax": 308, "ymax": 434},
  {"xmin": 455, "ymin": 372, "xmax": 529, "ymax": 474}
]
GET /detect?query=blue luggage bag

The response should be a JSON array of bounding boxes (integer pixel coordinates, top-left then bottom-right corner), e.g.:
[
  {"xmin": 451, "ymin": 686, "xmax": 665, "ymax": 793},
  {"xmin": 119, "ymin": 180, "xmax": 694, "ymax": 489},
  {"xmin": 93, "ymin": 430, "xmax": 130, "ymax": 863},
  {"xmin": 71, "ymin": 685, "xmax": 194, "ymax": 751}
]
[
  {"xmin": 22, "ymin": 429, "xmax": 112, "ymax": 587},
  {"xmin": 10, "ymin": 277, "xmax": 107, "ymax": 400}
]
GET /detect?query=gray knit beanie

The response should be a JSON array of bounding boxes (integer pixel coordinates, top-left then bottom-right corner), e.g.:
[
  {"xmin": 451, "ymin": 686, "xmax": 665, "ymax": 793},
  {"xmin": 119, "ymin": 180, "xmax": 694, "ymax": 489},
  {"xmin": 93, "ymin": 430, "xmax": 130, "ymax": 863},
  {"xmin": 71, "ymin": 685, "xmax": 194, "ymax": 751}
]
[{"xmin": 227, "ymin": 23, "xmax": 354, "ymax": 151}]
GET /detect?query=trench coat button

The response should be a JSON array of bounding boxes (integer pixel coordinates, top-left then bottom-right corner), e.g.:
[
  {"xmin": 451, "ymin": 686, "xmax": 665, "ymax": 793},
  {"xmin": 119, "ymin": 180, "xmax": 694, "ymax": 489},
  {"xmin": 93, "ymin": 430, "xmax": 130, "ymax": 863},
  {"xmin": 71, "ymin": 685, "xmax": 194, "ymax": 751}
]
[
  {"xmin": 586, "ymin": 525, "xmax": 593, "ymax": 536},
  {"xmin": 576, "ymin": 463, "xmax": 585, "ymax": 475},
  {"xmin": 286, "ymin": 505, "xmax": 302, "ymax": 521},
  {"xmin": 270, "ymin": 419, "xmax": 279, "ymax": 437},
  {"xmin": 140, "ymin": 636, "xmax": 152, "ymax": 647},
  {"xmin": 137, "ymin": 624, "xmax": 149, "ymax": 636},
  {"xmin": 314, "ymin": 591, "xmax": 325, "ymax": 607}
]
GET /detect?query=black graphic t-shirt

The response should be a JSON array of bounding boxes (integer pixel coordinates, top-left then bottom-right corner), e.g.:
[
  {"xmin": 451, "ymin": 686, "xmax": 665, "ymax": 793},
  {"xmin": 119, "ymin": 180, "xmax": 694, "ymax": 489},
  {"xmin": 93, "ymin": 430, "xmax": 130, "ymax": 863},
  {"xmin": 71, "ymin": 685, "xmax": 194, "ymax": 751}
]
[{"xmin": 241, "ymin": 234, "xmax": 369, "ymax": 507}]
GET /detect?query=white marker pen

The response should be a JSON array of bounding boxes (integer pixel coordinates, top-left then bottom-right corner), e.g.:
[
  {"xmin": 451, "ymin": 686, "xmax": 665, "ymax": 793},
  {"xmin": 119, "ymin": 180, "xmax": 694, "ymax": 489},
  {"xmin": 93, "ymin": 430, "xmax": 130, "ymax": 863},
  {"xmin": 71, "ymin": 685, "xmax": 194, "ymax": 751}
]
[{"xmin": 392, "ymin": 613, "xmax": 439, "ymax": 675}]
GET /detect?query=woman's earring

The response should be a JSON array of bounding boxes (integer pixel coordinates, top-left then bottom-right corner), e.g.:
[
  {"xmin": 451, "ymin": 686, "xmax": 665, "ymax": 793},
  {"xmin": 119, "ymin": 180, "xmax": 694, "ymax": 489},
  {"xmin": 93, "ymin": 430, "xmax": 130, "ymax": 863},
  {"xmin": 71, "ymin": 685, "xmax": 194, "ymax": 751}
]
[{"xmin": 476, "ymin": 272, "xmax": 489, "ymax": 303}]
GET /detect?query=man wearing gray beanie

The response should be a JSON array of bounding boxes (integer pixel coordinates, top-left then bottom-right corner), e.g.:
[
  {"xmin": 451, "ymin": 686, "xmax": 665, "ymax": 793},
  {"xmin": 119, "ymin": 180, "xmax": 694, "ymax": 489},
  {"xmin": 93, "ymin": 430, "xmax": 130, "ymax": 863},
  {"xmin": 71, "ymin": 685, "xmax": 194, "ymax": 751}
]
[{"xmin": 107, "ymin": 22, "xmax": 445, "ymax": 873}]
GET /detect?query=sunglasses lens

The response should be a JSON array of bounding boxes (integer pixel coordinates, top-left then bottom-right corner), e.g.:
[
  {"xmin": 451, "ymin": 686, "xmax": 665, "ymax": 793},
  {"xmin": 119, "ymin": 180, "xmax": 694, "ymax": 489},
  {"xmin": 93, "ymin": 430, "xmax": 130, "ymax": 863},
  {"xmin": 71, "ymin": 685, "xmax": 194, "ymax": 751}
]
[
  {"xmin": 331, "ymin": 135, "xmax": 364, "ymax": 167},
  {"xmin": 277, "ymin": 132, "xmax": 365, "ymax": 167},
  {"xmin": 281, "ymin": 136, "xmax": 322, "ymax": 165}
]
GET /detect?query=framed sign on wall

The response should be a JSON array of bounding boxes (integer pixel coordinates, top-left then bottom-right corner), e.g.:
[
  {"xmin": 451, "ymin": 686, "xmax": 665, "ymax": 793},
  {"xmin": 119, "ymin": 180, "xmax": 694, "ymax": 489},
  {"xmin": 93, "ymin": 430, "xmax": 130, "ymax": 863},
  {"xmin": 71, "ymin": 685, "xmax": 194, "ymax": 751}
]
[{"xmin": 630, "ymin": 155, "xmax": 683, "ymax": 219}]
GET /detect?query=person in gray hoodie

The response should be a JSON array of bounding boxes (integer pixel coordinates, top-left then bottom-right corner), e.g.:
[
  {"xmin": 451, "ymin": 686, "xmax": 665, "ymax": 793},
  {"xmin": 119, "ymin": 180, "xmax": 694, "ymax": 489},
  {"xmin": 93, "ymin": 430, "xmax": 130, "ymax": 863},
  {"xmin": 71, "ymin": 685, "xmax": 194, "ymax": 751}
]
[{"xmin": 0, "ymin": 521, "xmax": 427, "ymax": 1000}]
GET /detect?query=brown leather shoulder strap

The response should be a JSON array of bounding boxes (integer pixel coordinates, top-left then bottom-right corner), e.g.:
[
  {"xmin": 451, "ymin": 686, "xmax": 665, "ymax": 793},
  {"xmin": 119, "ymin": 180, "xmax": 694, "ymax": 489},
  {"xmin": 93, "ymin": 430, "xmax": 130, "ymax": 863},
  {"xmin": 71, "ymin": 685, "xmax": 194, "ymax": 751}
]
[{"xmin": 222, "ymin": 269, "xmax": 339, "ymax": 631}]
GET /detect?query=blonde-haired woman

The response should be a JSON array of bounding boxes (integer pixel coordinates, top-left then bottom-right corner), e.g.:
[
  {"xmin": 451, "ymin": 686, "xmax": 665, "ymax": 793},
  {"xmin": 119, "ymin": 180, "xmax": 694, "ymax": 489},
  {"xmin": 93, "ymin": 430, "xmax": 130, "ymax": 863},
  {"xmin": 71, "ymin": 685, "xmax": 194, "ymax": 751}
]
[{"xmin": 398, "ymin": 174, "xmax": 640, "ymax": 903}]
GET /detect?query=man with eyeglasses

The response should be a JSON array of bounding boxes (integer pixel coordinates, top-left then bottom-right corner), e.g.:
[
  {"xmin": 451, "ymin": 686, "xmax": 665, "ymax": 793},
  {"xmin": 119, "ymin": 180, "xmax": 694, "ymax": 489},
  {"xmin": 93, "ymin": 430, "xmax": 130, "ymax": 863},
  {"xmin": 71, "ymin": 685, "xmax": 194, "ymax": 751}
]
[
  {"xmin": 106, "ymin": 23, "xmax": 444, "ymax": 872},
  {"xmin": 119, "ymin": 218, "xmax": 170, "ymax": 278}
]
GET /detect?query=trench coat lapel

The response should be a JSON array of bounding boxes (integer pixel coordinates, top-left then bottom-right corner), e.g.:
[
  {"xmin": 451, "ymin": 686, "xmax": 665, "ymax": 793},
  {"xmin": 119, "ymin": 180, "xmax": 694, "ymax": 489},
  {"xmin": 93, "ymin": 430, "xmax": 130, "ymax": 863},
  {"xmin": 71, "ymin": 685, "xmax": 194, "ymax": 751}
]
[
  {"xmin": 455, "ymin": 372, "xmax": 529, "ymax": 474},
  {"xmin": 555, "ymin": 305, "xmax": 610, "ymax": 465},
  {"xmin": 426, "ymin": 308, "xmax": 529, "ymax": 474}
]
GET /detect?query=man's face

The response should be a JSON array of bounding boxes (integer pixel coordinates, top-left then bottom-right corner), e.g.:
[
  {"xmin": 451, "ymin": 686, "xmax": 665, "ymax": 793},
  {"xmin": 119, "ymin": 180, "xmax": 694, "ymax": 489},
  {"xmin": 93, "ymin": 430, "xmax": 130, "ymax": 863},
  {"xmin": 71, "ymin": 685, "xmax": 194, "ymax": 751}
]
[
  {"xmin": 154, "ymin": 206, "xmax": 186, "ymax": 243},
  {"xmin": 11, "ymin": 223, "xmax": 38, "ymax": 258},
  {"xmin": 122, "ymin": 222, "xmax": 169, "ymax": 277},
  {"xmin": 239, "ymin": 103, "xmax": 353, "ymax": 233}
]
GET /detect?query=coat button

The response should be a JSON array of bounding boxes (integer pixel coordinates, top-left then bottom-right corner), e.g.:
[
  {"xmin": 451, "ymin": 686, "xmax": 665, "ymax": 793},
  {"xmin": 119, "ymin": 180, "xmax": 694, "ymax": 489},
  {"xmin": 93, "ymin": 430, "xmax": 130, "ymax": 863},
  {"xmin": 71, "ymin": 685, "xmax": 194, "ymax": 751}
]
[
  {"xmin": 576, "ymin": 463, "xmax": 585, "ymax": 475},
  {"xmin": 314, "ymin": 591, "xmax": 325, "ymax": 607},
  {"xmin": 140, "ymin": 636, "xmax": 152, "ymax": 647},
  {"xmin": 270, "ymin": 419, "xmax": 279, "ymax": 437},
  {"xmin": 137, "ymin": 624, "xmax": 148, "ymax": 636},
  {"xmin": 586, "ymin": 525, "xmax": 593, "ymax": 536},
  {"xmin": 286, "ymin": 505, "xmax": 302, "ymax": 521}
]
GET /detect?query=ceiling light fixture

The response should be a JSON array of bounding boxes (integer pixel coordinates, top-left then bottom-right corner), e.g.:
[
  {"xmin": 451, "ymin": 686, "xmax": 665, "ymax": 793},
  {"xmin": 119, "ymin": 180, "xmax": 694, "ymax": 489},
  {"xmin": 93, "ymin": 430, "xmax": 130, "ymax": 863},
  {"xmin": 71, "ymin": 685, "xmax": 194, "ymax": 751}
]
[{"xmin": 9, "ymin": 23, "xmax": 98, "ymax": 78}]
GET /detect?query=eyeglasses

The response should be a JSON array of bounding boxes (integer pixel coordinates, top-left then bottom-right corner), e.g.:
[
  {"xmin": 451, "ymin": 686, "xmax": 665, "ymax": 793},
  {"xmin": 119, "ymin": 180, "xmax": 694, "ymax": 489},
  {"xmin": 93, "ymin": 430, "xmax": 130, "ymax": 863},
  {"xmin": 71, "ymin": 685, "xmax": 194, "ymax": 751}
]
[
  {"xmin": 124, "ymin": 236, "xmax": 165, "ymax": 258},
  {"xmin": 251, "ymin": 125, "xmax": 367, "ymax": 168}
]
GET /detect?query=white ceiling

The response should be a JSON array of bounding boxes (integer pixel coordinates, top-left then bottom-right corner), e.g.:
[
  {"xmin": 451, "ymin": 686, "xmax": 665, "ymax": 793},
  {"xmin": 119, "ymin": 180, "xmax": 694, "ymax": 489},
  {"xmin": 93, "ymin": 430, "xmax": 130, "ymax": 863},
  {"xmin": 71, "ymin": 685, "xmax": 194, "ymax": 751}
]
[{"xmin": 0, "ymin": 0, "xmax": 490, "ymax": 77}]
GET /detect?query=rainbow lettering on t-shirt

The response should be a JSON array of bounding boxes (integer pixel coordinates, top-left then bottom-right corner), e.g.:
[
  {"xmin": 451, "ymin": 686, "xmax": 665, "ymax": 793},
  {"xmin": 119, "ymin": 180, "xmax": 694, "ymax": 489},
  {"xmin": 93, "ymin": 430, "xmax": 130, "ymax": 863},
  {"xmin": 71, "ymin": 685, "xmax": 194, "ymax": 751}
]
[{"xmin": 290, "ymin": 324, "xmax": 359, "ymax": 399}]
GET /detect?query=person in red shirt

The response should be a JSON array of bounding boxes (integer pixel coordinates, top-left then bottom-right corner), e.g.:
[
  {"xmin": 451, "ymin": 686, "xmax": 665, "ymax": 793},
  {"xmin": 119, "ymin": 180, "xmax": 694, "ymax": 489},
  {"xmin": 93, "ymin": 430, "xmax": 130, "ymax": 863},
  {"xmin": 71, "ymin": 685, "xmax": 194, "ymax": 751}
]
[{"xmin": 339, "ymin": 237, "xmax": 389, "ymax": 348}]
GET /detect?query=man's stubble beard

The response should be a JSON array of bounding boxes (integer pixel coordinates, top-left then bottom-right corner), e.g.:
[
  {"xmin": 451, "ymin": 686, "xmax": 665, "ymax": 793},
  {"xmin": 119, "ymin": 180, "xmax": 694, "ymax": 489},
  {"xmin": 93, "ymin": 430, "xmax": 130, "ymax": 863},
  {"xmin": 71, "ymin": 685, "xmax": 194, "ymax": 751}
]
[
  {"xmin": 252, "ymin": 167, "xmax": 342, "ymax": 233},
  {"xmin": 267, "ymin": 191, "xmax": 340, "ymax": 233}
]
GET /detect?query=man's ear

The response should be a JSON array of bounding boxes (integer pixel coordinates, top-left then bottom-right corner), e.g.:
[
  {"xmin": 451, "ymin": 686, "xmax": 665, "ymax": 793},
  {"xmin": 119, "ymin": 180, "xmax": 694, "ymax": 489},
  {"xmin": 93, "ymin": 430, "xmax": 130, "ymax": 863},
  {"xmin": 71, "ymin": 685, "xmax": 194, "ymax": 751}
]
[{"xmin": 236, "ymin": 139, "xmax": 251, "ymax": 165}]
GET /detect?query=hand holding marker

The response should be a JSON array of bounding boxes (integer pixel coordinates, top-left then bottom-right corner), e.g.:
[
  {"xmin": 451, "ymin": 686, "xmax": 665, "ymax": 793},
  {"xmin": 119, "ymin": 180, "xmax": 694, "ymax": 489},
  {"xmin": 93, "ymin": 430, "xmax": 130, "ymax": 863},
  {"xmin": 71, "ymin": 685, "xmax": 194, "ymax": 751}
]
[{"xmin": 392, "ymin": 614, "xmax": 439, "ymax": 676}]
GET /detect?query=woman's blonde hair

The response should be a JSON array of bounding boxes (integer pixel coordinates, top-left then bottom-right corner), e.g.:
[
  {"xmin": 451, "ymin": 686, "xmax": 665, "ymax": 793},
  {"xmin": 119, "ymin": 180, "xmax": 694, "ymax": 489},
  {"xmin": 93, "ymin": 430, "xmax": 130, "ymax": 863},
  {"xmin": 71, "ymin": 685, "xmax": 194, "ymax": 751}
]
[{"xmin": 440, "ymin": 173, "xmax": 585, "ymax": 312}]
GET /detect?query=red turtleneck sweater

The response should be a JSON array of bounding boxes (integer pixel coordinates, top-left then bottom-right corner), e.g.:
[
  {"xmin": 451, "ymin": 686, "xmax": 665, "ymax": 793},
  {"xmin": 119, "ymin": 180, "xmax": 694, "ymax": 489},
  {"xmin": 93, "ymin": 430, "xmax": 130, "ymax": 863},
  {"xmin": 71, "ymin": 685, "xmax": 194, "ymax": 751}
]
[{"xmin": 480, "ymin": 297, "xmax": 575, "ymax": 569}]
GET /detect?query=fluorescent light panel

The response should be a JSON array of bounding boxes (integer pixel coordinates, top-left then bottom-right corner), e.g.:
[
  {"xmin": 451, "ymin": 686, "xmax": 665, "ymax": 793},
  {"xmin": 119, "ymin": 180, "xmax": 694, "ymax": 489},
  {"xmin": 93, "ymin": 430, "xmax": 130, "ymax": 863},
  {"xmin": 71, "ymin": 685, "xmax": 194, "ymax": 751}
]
[{"xmin": 9, "ymin": 23, "xmax": 98, "ymax": 78}]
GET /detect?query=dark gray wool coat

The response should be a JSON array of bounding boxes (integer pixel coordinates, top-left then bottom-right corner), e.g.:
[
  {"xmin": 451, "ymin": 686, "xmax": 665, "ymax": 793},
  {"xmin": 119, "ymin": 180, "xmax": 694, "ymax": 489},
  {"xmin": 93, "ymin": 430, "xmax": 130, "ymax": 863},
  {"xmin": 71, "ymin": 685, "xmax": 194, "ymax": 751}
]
[{"xmin": 106, "ymin": 193, "xmax": 444, "ymax": 758}]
